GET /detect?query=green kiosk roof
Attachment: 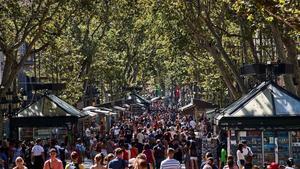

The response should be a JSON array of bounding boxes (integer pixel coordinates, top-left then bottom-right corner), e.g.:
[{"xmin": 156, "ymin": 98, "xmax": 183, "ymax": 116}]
[{"xmin": 216, "ymin": 81, "xmax": 300, "ymax": 130}]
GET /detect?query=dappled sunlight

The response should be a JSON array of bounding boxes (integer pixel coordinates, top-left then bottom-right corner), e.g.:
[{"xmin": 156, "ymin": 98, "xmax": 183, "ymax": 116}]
[{"xmin": 17, "ymin": 95, "xmax": 83, "ymax": 117}]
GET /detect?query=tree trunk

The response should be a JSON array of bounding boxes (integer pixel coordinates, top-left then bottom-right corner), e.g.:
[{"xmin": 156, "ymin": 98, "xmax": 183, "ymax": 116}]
[
  {"xmin": 282, "ymin": 37, "xmax": 300, "ymax": 95},
  {"xmin": 271, "ymin": 22, "xmax": 297, "ymax": 94},
  {"xmin": 205, "ymin": 44, "xmax": 240, "ymax": 99},
  {"xmin": 205, "ymin": 16, "xmax": 247, "ymax": 94},
  {"xmin": 241, "ymin": 19, "xmax": 259, "ymax": 63}
]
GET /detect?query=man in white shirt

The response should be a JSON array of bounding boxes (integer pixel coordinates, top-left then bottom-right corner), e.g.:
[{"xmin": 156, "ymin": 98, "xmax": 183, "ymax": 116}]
[
  {"xmin": 242, "ymin": 140, "xmax": 253, "ymax": 157},
  {"xmin": 31, "ymin": 138, "xmax": 45, "ymax": 169},
  {"xmin": 189, "ymin": 120, "xmax": 196, "ymax": 129},
  {"xmin": 160, "ymin": 148, "xmax": 181, "ymax": 169},
  {"xmin": 137, "ymin": 130, "xmax": 144, "ymax": 144}
]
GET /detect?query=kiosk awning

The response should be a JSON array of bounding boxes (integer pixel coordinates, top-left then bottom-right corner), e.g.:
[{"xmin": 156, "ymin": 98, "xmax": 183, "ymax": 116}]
[
  {"xmin": 17, "ymin": 94, "xmax": 85, "ymax": 118},
  {"xmin": 217, "ymin": 81, "xmax": 300, "ymax": 129}
]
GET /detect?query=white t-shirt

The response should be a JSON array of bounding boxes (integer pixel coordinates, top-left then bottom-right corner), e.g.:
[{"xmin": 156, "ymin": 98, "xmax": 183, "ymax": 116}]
[
  {"xmin": 242, "ymin": 146, "xmax": 253, "ymax": 156},
  {"xmin": 236, "ymin": 150, "xmax": 244, "ymax": 161},
  {"xmin": 114, "ymin": 127, "xmax": 120, "ymax": 136},
  {"xmin": 31, "ymin": 145, "xmax": 44, "ymax": 156},
  {"xmin": 190, "ymin": 120, "xmax": 196, "ymax": 128},
  {"xmin": 137, "ymin": 133, "xmax": 144, "ymax": 144}
]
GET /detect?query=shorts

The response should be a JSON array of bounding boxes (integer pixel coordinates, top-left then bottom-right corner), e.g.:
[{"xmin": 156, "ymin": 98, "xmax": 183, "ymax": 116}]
[{"xmin": 190, "ymin": 156, "xmax": 198, "ymax": 160}]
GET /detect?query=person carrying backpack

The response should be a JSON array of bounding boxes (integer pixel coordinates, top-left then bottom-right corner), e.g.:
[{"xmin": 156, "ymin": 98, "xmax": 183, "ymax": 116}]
[{"xmin": 153, "ymin": 139, "xmax": 165, "ymax": 169}]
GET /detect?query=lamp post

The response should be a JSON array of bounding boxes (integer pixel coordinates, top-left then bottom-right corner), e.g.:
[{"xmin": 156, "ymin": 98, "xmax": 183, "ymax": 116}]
[{"xmin": 0, "ymin": 88, "xmax": 22, "ymax": 139}]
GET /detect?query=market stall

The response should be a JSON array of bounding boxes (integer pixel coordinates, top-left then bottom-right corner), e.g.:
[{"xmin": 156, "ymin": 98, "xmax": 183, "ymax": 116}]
[
  {"xmin": 216, "ymin": 81, "xmax": 300, "ymax": 167},
  {"xmin": 179, "ymin": 98, "xmax": 218, "ymax": 120},
  {"xmin": 10, "ymin": 94, "xmax": 86, "ymax": 144}
]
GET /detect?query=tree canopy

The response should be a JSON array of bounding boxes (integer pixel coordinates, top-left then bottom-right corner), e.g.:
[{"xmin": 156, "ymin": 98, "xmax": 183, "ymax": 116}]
[{"xmin": 0, "ymin": 0, "xmax": 299, "ymax": 107}]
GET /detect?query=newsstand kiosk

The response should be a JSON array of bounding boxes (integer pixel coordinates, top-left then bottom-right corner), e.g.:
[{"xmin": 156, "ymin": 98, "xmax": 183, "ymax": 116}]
[{"xmin": 217, "ymin": 81, "xmax": 300, "ymax": 167}]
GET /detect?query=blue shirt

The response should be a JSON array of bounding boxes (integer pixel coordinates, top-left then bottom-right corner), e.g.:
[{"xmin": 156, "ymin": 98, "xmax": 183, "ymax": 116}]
[{"xmin": 108, "ymin": 158, "xmax": 127, "ymax": 169}]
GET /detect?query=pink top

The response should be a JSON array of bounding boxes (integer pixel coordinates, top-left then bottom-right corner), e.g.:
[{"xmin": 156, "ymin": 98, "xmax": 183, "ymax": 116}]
[
  {"xmin": 43, "ymin": 158, "xmax": 63, "ymax": 169},
  {"xmin": 223, "ymin": 164, "xmax": 239, "ymax": 169}
]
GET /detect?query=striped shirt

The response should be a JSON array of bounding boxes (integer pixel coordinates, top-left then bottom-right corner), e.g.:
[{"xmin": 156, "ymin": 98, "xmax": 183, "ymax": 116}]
[{"xmin": 160, "ymin": 158, "xmax": 181, "ymax": 169}]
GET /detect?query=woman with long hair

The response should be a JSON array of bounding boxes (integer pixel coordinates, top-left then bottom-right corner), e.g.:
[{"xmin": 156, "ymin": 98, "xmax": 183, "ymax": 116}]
[
  {"xmin": 104, "ymin": 153, "xmax": 115, "ymax": 169},
  {"xmin": 142, "ymin": 144, "xmax": 155, "ymax": 168},
  {"xmin": 223, "ymin": 155, "xmax": 239, "ymax": 169},
  {"xmin": 90, "ymin": 153, "xmax": 105, "ymax": 169},
  {"xmin": 236, "ymin": 144, "xmax": 245, "ymax": 169},
  {"xmin": 134, "ymin": 153, "xmax": 153, "ymax": 169},
  {"xmin": 13, "ymin": 157, "xmax": 28, "ymax": 169}
]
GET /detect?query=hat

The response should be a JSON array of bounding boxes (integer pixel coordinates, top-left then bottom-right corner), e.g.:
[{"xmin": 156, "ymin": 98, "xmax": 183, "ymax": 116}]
[{"xmin": 49, "ymin": 148, "xmax": 57, "ymax": 153}]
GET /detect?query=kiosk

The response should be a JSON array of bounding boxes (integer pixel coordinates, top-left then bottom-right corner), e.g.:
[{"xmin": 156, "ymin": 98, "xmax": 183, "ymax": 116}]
[{"xmin": 217, "ymin": 81, "xmax": 300, "ymax": 167}]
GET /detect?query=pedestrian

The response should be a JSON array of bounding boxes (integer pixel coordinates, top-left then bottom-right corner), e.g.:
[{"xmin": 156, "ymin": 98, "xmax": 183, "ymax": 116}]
[
  {"xmin": 65, "ymin": 151, "xmax": 84, "ymax": 169},
  {"xmin": 13, "ymin": 142, "xmax": 23, "ymax": 163},
  {"xmin": 268, "ymin": 162, "xmax": 279, "ymax": 169},
  {"xmin": 153, "ymin": 139, "xmax": 165, "ymax": 169},
  {"xmin": 219, "ymin": 144, "xmax": 227, "ymax": 169},
  {"xmin": 43, "ymin": 148, "xmax": 63, "ymax": 169},
  {"xmin": 129, "ymin": 143, "xmax": 138, "ymax": 159},
  {"xmin": 160, "ymin": 148, "xmax": 181, "ymax": 169},
  {"xmin": 134, "ymin": 158, "xmax": 148, "ymax": 169},
  {"xmin": 189, "ymin": 138, "xmax": 198, "ymax": 169},
  {"xmin": 0, "ymin": 146, "xmax": 8, "ymax": 169},
  {"xmin": 244, "ymin": 155, "xmax": 253, "ymax": 169},
  {"xmin": 13, "ymin": 157, "xmax": 27, "ymax": 169},
  {"xmin": 203, "ymin": 157, "xmax": 214, "ymax": 169},
  {"xmin": 200, "ymin": 152, "xmax": 218, "ymax": 169},
  {"xmin": 108, "ymin": 148, "xmax": 128, "ymax": 169},
  {"xmin": 24, "ymin": 141, "xmax": 33, "ymax": 169},
  {"xmin": 58, "ymin": 143, "xmax": 67, "ymax": 168},
  {"xmin": 236, "ymin": 144, "xmax": 245, "ymax": 169},
  {"xmin": 75, "ymin": 138, "xmax": 85, "ymax": 164},
  {"xmin": 134, "ymin": 153, "xmax": 153, "ymax": 169},
  {"xmin": 31, "ymin": 138, "xmax": 45, "ymax": 169},
  {"xmin": 183, "ymin": 141, "xmax": 190, "ymax": 169},
  {"xmin": 104, "ymin": 153, "xmax": 115, "ymax": 168},
  {"xmin": 142, "ymin": 144, "xmax": 155, "ymax": 168},
  {"xmin": 285, "ymin": 158, "xmax": 295, "ymax": 169},
  {"xmin": 241, "ymin": 141, "xmax": 253, "ymax": 158},
  {"xmin": 223, "ymin": 155, "xmax": 238, "ymax": 169},
  {"xmin": 90, "ymin": 153, "xmax": 106, "ymax": 169},
  {"xmin": 137, "ymin": 130, "xmax": 144, "ymax": 153}
]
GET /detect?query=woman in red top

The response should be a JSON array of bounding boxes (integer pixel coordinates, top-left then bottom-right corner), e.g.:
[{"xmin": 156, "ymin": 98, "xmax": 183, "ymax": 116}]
[
  {"xmin": 130, "ymin": 143, "xmax": 138, "ymax": 159},
  {"xmin": 142, "ymin": 144, "xmax": 155, "ymax": 168}
]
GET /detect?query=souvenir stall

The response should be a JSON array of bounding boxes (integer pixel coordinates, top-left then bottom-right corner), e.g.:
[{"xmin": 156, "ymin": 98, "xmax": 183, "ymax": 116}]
[
  {"xmin": 10, "ymin": 94, "xmax": 87, "ymax": 144},
  {"xmin": 179, "ymin": 98, "xmax": 218, "ymax": 120},
  {"xmin": 216, "ymin": 81, "xmax": 300, "ymax": 167}
]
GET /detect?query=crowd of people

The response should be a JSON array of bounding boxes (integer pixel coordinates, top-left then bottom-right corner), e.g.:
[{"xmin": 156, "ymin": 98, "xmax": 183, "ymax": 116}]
[{"xmin": 0, "ymin": 105, "xmax": 298, "ymax": 169}]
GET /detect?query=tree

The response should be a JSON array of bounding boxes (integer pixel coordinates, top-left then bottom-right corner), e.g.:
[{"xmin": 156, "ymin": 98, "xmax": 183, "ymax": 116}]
[{"xmin": 0, "ymin": 0, "xmax": 82, "ymax": 140}]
